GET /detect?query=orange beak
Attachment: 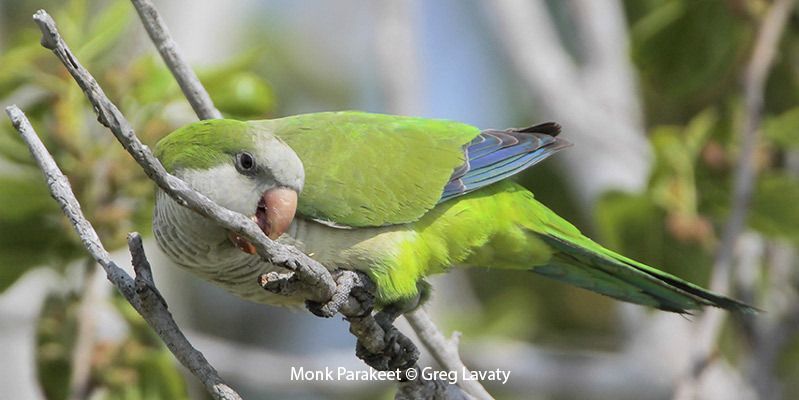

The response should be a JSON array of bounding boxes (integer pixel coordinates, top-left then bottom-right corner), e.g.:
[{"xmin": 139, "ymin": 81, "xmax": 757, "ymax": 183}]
[{"xmin": 229, "ymin": 187, "xmax": 298, "ymax": 254}]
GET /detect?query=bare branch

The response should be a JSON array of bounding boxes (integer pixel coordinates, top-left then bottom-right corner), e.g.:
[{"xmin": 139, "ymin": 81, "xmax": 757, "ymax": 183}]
[
  {"xmin": 271, "ymin": 271, "xmax": 468, "ymax": 399},
  {"xmin": 5, "ymin": 106, "xmax": 242, "ymax": 400},
  {"xmin": 31, "ymin": 9, "xmax": 336, "ymax": 303},
  {"xmin": 129, "ymin": 0, "xmax": 222, "ymax": 120},
  {"xmin": 672, "ymin": 0, "xmax": 796, "ymax": 398},
  {"xmin": 405, "ymin": 310, "xmax": 492, "ymax": 400}
]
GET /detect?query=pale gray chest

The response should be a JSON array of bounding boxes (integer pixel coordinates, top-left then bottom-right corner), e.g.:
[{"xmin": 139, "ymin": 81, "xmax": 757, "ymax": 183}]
[
  {"xmin": 152, "ymin": 190, "xmax": 403, "ymax": 306},
  {"xmin": 153, "ymin": 190, "xmax": 295, "ymax": 304}
]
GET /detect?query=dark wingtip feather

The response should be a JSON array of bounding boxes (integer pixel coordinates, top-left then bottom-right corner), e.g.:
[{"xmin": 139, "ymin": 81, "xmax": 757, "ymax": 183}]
[
  {"xmin": 515, "ymin": 122, "xmax": 562, "ymax": 137},
  {"xmin": 538, "ymin": 234, "xmax": 760, "ymax": 315},
  {"xmin": 648, "ymin": 271, "xmax": 761, "ymax": 314}
]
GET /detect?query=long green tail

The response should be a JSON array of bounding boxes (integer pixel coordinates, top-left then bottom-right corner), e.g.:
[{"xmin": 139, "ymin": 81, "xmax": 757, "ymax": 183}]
[
  {"xmin": 490, "ymin": 184, "xmax": 757, "ymax": 314},
  {"xmin": 531, "ymin": 232, "xmax": 756, "ymax": 314}
]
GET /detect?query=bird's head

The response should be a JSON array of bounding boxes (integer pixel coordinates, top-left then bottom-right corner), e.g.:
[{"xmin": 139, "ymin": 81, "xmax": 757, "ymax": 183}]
[{"xmin": 155, "ymin": 119, "xmax": 304, "ymax": 248}]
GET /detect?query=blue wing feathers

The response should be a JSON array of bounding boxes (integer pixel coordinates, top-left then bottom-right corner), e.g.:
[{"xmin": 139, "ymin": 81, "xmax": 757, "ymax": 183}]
[
  {"xmin": 467, "ymin": 132, "xmax": 515, "ymax": 159},
  {"xmin": 460, "ymin": 154, "xmax": 528, "ymax": 185},
  {"xmin": 440, "ymin": 122, "xmax": 570, "ymax": 202}
]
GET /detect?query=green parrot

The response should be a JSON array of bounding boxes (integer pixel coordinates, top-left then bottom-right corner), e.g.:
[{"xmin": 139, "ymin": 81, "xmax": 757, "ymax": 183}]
[{"xmin": 152, "ymin": 111, "xmax": 754, "ymax": 313}]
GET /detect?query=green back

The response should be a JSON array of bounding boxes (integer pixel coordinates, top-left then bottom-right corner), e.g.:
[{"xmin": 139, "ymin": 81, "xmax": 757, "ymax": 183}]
[{"xmin": 251, "ymin": 111, "xmax": 479, "ymax": 227}]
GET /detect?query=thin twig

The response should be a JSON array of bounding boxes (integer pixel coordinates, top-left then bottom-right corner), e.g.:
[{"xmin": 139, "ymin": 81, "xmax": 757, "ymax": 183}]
[
  {"xmin": 745, "ymin": 153, "xmax": 799, "ymax": 399},
  {"xmin": 273, "ymin": 270, "xmax": 463, "ymax": 399},
  {"xmin": 128, "ymin": 0, "xmax": 343, "ymax": 309},
  {"xmin": 406, "ymin": 310, "xmax": 492, "ymax": 400},
  {"xmin": 129, "ymin": 0, "xmax": 222, "ymax": 120},
  {"xmin": 672, "ymin": 0, "xmax": 796, "ymax": 398},
  {"xmin": 5, "ymin": 106, "xmax": 242, "ymax": 400},
  {"xmin": 749, "ymin": 242, "xmax": 799, "ymax": 400},
  {"xmin": 31, "ymin": 9, "xmax": 336, "ymax": 303}
]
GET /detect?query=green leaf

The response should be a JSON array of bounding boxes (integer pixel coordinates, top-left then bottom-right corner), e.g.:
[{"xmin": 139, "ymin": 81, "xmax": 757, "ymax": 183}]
[
  {"xmin": 765, "ymin": 107, "xmax": 799, "ymax": 149},
  {"xmin": 0, "ymin": 125, "xmax": 38, "ymax": 166},
  {"xmin": 631, "ymin": 1, "xmax": 750, "ymax": 119},
  {"xmin": 595, "ymin": 191, "xmax": 663, "ymax": 255},
  {"xmin": 203, "ymin": 71, "xmax": 277, "ymax": 118},
  {"xmin": 107, "ymin": 298, "xmax": 189, "ymax": 400},
  {"xmin": 0, "ymin": 44, "xmax": 43, "ymax": 92},
  {"xmin": 595, "ymin": 190, "xmax": 711, "ymax": 285},
  {"xmin": 77, "ymin": 1, "xmax": 134, "ymax": 62},
  {"xmin": 0, "ymin": 173, "xmax": 58, "ymax": 221},
  {"xmin": 129, "ymin": 57, "xmax": 179, "ymax": 103},
  {"xmin": 750, "ymin": 173, "xmax": 799, "ymax": 241},
  {"xmin": 648, "ymin": 110, "xmax": 718, "ymax": 214},
  {"xmin": 36, "ymin": 293, "xmax": 79, "ymax": 400},
  {"xmin": 0, "ymin": 174, "xmax": 84, "ymax": 292},
  {"xmin": 36, "ymin": 293, "xmax": 189, "ymax": 400}
]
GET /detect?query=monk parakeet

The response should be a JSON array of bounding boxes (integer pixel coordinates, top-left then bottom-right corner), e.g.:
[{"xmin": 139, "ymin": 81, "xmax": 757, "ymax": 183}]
[{"xmin": 152, "ymin": 111, "xmax": 753, "ymax": 313}]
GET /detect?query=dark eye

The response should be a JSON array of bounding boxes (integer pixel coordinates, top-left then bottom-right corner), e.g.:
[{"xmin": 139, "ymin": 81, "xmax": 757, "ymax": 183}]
[{"xmin": 235, "ymin": 152, "xmax": 256, "ymax": 173}]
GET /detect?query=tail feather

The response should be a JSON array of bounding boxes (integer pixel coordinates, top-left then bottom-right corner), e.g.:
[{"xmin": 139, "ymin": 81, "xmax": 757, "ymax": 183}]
[{"xmin": 535, "ymin": 234, "xmax": 757, "ymax": 314}]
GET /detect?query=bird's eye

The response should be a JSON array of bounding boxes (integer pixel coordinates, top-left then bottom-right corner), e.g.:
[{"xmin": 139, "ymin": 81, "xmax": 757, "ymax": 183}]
[{"xmin": 235, "ymin": 152, "xmax": 256, "ymax": 173}]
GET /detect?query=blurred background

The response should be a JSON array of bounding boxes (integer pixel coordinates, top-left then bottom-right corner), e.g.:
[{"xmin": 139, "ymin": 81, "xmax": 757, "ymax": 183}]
[{"xmin": 1, "ymin": 0, "xmax": 798, "ymax": 399}]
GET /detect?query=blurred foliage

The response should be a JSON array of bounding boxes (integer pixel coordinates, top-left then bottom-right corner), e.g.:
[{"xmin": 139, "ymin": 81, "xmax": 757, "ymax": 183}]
[
  {"xmin": 456, "ymin": 0, "xmax": 799, "ymax": 358},
  {"xmin": 36, "ymin": 286, "xmax": 188, "ymax": 400},
  {"xmin": 1, "ymin": 0, "xmax": 276, "ymax": 398},
  {"xmin": 0, "ymin": 0, "xmax": 276, "ymax": 293},
  {"xmin": 629, "ymin": 0, "xmax": 754, "ymax": 123}
]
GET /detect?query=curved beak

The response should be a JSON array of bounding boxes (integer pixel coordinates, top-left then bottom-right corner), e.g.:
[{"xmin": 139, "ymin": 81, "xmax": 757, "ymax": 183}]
[
  {"xmin": 229, "ymin": 187, "xmax": 299, "ymax": 255},
  {"xmin": 255, "ymin": 186, "xmax": 298, "ymax": 240}
]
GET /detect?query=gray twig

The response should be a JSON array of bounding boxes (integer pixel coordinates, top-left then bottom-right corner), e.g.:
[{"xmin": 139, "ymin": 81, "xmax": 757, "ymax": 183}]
[
  {"xmin": 260, "ymin": 270, "xmax": 466, "ymax": 399},
  {"xmin": 31, "ymin": 9, "xmax": 336, "ymax": 304},
  {"xmin": 671, "ymin": 0, "xmax": 796, "ymax": 398},
  {"xmin": 5, "ymin": 106, "xmax": 242, "ymax": 400},
  {"xmin": 129, "ymin": 0, "xmax": 222, "ymax": 120},
  {"xmin": 406, "ymin": 310, "xmax": 492, "ymax": 400}
]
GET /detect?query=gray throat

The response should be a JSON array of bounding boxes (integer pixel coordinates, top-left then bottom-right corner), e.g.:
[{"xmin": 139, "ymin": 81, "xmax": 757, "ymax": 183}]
[{"xmin": 152, "ymin": 189, "xmax": 295, "ymax": 304}]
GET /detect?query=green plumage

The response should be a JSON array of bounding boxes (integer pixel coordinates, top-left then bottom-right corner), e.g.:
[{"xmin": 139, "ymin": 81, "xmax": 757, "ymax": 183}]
[
  {"xmin": 154, "ymin": 111, "xmax": 756, "ymax": 314},
  {"xmin": 156, "ymin": 120, "xmax": 253, "ymax": 172},
  {"xmin": 251, "ymin": 111, "xmax": 479, "ymax": 226}
]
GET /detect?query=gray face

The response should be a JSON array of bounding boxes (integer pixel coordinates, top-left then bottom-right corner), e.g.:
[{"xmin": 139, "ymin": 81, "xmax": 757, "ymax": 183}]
[
  {"xmin": 251, "ymin": 134, "xmax": 305, "ymax": 194},
  {"xmin": 177, "ymin": 133, "xmax": 305, "ymax": 217}
]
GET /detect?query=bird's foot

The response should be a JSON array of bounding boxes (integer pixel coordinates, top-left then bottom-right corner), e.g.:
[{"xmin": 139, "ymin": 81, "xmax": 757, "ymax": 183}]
[
  {"xmin": 228, "ymin": 231, "xmax": 256, "ymax": 255},
  {"xmin": 354, "ymin": 322, "xmax": 419, "ymax": 372},
  {"xmin": 306, "ymin": 270, "xmax": 374, "ymax": 318}
]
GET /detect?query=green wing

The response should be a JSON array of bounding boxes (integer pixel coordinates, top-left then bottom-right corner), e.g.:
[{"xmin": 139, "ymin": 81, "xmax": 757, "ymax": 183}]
[{"xmin": 250, "ymin": 111, "xmax": 480, "ymax": 227}]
